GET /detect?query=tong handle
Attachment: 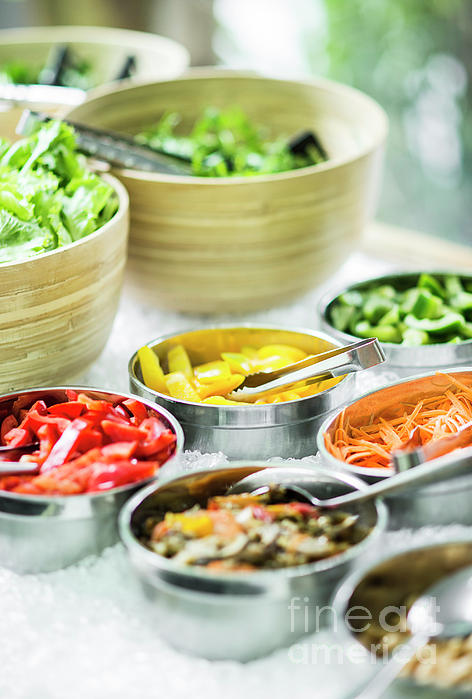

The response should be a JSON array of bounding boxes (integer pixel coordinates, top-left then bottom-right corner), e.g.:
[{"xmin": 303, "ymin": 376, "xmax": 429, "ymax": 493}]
[{"xmin": 233, "ymin": 338, "xmax": 385, "ymax": 399}]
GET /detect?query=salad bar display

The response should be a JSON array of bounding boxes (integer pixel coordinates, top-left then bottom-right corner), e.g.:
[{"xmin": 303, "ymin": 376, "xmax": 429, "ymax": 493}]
[{"xmin": 1, "ymin": 32, "xmax": 472, "ymax": 699}]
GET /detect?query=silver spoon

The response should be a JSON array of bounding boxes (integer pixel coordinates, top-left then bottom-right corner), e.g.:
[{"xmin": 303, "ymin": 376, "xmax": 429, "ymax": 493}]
[
  {"xmin": 345, "ymin": 564, "xmax": 472, "ymax": 699},
  {"xmin": 228, "ymin": 446, "xmax": 472, "ymax": 511}
]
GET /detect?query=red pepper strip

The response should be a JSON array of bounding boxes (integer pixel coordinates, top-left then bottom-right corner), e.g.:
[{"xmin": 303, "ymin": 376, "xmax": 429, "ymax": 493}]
[
  {"xmin": 101, "ymin": 441, "xmax": 138, "ymax": 460},
  {"xmin": 114, "ymin": 404, "xmax": 131, "ymax": 420},
  {"xmin": 135, "ymin": 418, "xmax": 176, "ymax": 458},
  {"xmin": 289, "ymin": 502, "xmax": 319, "ymax": 517},
  {"xmin": 37, "ymin": 423, "xmax": 58, "ymax": 463},
  {"xmin": 48, "ymin": 402, "xmax": 85, "ymax": 419},
  {"xmin": 87, "ymin": 460, "xmax": 155, "ymax": 492},
  {"xmin": 76, "ymin": 428, "xmax": 103, "ymax": 452},
  {"xmin": 122, "ymin": 399, "xmax": 148, "ymax": 424},
  {"xmin": 3, "ymin": 427, "xmax": 33, "ymax": 447},
  {"xmin": 40, "ymin": 418, "xmax": 91, "ymax": 472},
  {"xmin": 66, "ymin": 389, "xmax": 78, "ymax": 401},
  {"xmin": 101, "ymin": 419, "xmax": 146, "ymax": 443},
  {"xmin": 20, "ymin": 410, "xmax": 70, "ymax": 435},
  {"xmin": 1, "ymin": 414, "xmax": 17, "ymax": 444},
  {"xmin": 77, "ymin": 393, "xmax": 113, "ymax": 413}
]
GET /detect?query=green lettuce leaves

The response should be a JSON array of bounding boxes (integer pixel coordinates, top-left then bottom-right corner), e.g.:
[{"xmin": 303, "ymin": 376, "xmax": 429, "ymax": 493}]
[{"xmin": 0, "ymin": 120, "xmax": 118, "ymax": 264}]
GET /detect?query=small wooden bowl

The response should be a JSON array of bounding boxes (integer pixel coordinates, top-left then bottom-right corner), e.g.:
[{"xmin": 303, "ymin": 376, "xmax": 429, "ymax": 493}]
[
  {"xmin": 0, "ymin": 25, "xmax": 189, "ymax": 97},
  {"xmin": 0, "ymin": 169, "xmax": 129, "ymax": 393},
  {"xmin": 68, "ymin": 70, "xmax": 388, "ymax": 313}
]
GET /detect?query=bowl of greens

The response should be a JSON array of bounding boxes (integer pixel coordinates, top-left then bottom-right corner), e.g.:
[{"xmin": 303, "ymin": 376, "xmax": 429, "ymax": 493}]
[
  {"xmin": 318, "ymin": 270, "xmax": 472, "ymax": 377},
  {"xmin": 66, "ymin": 70, "xmax": 388, "ymax": 313},
  {"xmin": 0, "ymin": 117, "xmax": 129, "ymax": 392},
  {"xmin": 0, "ymin": 25, "xmax": 189, "ymax": 107}
]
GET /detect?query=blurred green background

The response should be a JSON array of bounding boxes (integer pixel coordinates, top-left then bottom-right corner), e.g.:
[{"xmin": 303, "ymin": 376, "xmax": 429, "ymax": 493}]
[{"xmin": 1, "ymin": 0, "xmax": 470, "ymax": 245}]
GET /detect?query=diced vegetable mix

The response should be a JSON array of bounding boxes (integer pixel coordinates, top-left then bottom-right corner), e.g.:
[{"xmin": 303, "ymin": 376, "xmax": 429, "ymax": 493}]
[
  {"xmin": 0, "ymin": 391, "xmax": 177, "ymax": 495},
  {"xmin": 0, "ymin": 120, "xmax": 118, "ymax": 264},
  {"xmin": 324, "ymin": 372, "xmax": 472, "ymax": 469},
  {"xmin": 136, "ymin": 107, "xmax": 326, "ymax": 177},
  {"xmin": 329, "ymin": 274, "xmax": 472, "ymax": 345},
  {"xmin": 138, "ymin": 342, "xmax": 342, "ymax": 405},
  {"xmin": 142, "ymin": 487, "xmax": 370, "ymax": 571}
]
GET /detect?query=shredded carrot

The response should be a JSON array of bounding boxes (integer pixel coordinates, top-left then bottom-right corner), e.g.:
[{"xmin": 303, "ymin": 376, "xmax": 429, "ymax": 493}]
[{"xmin": 324, "ymin": 373, "xmax": 472, "ymax": 469}]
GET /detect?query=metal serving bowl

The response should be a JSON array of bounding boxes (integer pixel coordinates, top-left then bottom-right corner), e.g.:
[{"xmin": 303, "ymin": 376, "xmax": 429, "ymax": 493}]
[
  {"xmin": 119, "ymin": 463, "xmax": 387, "ymax": 661},
  {"xmin": 128, "ymin": 324, "xmax": 354, "ymax": 460},
  {"xmin": 318, "ymin": 270, "xmax": 472, "ymax": 378},
  {"xmin": 332, "ymin": 539, "xmax": 472, "ymax": 698},
  {"xmin": 318, "ymin": 368, "xmax": 472, "ymax": 528},
  {"xmin": 0, "ymin": 387, "xmax": 183, "ymax": 574}
]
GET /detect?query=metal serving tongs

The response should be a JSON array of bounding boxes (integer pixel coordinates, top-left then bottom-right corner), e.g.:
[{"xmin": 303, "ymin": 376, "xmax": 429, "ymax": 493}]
[
  {"xmin": 16, "ymin": 109, "xmax": 193, "ymax": 175},
  {"xmin": 229, "ymin": 337, "xmax": 385, "ymax": 402}
]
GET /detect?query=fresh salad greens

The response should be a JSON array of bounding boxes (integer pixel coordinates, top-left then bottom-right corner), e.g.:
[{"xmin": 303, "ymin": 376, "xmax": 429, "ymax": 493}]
[
  {"xmin": 136, "ymin": 107, "xmax": 326, "ymax": 177},
  {"xmin": 0, "ymin": 53, "xmax": 94, "ymax": 90},
  {"xmin": 329, "ymin": 273, "xmax": 472, "ymax": 345},
  {"xmin": 0, "ymin": 119, "xmax": 118, "ymax": 264}
]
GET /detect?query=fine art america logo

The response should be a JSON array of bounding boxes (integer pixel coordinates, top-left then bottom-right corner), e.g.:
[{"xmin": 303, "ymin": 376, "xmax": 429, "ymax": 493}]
[{"xmin": 286, "ymin": 596, "xmax": 439, "ymax": 666}]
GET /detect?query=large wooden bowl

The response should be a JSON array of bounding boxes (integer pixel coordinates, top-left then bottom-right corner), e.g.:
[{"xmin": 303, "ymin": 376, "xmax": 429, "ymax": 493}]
[
  {"xmin": 0, "ymin": 166, "xmax": 129, "ymax": 393},
  {"xmin": 0, "ymin": 25, "xmax": 189, "ymax": 96},
  {"xmin": 68, "ymin": 71, "xmax": 388, "ymax": 313}
]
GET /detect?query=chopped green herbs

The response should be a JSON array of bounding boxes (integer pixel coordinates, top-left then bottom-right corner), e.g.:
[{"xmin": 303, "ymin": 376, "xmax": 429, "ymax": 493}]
[
  {"xmin": 329, "ymin": 274, "xmax": 472, "ymax": 345},
  {"xmin": 0, "ymin": 120, "xmax": 118, "ymax": 264},
  {"xmin": 136, "ymin": 107, "xmax": 327, "ymax": 177}
]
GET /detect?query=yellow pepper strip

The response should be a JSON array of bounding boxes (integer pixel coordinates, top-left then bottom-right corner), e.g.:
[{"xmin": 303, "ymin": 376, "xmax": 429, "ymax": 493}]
[
  {"xmin": 196, "ymin": 374, "xmax": 245, "ymax": 399},
  {"xmin": 241, "ymin": 345, "xmax": 259, "ymax": 359},
  {"xmin": 194, "ymin": 360, "xmax": 231, "ymax": 384},
  {"xmin": 254, "ymin": 356, "xmax": 293, "ymax": 373},
  {"xmin": 167, "ymin": 345, "xmax": 193, "ymax": 379},
  {"xmin": 165, "ymin": 512, "xmax": 213, "ymax": 537},
  {"xmin": 220, "ymin": 352, "xmax": 252, "ymax": 376},
  {"xmin": 277, "ymin": 390, "xmax": 302, "ymax": 402},
  {"xmin": 202, "ymin": 396, "xmax": 251, "ymax": 406},
  {"xmin": 257, "ymin": 344, "xmax": 307, "ymax": 363},
  {"xmin": 165, "ymin": 372, "xmax": 201, "ymax": 402},
  {"xmin": 137, "ymin": 346, "xmax": 167, "ymax": 393}
]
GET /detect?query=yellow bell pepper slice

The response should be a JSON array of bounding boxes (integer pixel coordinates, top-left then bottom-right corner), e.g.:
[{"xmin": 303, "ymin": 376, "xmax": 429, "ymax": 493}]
[
  {"xmin": 241, "ymin": 345, "xmax": 259, "ymax": 359},
  {"xmin": 137, "ymin": 346, "xmax": 167, "ymax": 393},
  {"xmin": 167, "ymin": 345, "xmax": 193, "ymax": 379},
  {"xmin": 196, "ymin": 374, "xmax": 245, "ymax": 399},
  {"xmin": 202, "ymin": 396, "xmax": 251, "ymax": 406},
  {"xmin": 220, "ymin": 352, "xmax": 252, "ymax": 376},
  {"xmin": 165, "ymin": 512, "xmax": 213, "ymax": 537},
  {"xmin": 257, "ymin": 344, "xmax": 307, "ymax": 362},
  {"xmin": 254, "ymin": 356, "xmax": 292, "ymax": 373},
  {"xmin": 194, "ymin": 360, "xmax": 231, "ymax": 384},
  {"xmin": 165, "ymin": 372, "xmax": 201, "ymax": 402}
]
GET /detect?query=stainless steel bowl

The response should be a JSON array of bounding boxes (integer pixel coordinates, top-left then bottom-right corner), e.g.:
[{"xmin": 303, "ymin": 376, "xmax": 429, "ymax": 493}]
[
  {"xmin": 318, "ymin": 270, "xmax": 472, "ymax": 378},
  {"xmin": 0, "ymin": 387, "xmax": 184, "ymax": 573},
  {"xmin": 128, "ymin": 324, "xmax": 354, "ymax": 460},
  {"xmin": 332, "ymin": 539, "xmax": 472, "ymax": 698},
  {"xmin": 317, "ymin": 368, "xmax": 472, "ymax": 528},
  {"xmin": 119, "ymin": 462, "xmax": 387, "ymax": 661}
]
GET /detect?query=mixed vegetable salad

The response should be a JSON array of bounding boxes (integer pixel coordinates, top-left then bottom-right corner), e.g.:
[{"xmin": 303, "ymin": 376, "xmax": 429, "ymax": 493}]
[
  {"xmin": 136, "ymin": 107, "xmax": 326, "ymax": 177},
  {"xmin": 0, "ymin": 119, "xmax": 118, "ymax": 264},
  {"xmin": 329, "ymin": 273, "xmax": 472, "ymax": 345},
  {"xmin": 138, "ymin": 342, "xmax": 341, "ymax": 405},
  {"xmin": 143, "ymin": 487, "xmax": 368, "ymax": 571},
  {"xmin": 0, "ymin": 392, "xmax": 176, "ymax": 495}
]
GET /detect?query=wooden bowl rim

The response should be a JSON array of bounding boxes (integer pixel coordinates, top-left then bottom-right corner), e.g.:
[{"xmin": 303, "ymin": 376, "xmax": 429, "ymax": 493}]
[
  {"xmin": 0, "ymin": 172, "xmax": 129, "ymax": 270},
  {"xmin": 69, "ymin": 68, "xmax": 389, "ymax": 186}
]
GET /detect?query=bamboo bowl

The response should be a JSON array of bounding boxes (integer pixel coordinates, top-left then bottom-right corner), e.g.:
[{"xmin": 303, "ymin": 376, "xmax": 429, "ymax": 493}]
[
  {"xmin": 0, "ymin": 25, "xmax": 189, "ymax": 101},
  {"xmin": 67, "ymin": 71, "xmax": 388, "ymax": 314},
  {"xmin": 0, "ymin": 174, "xmax": 129, "ymax": 393}
]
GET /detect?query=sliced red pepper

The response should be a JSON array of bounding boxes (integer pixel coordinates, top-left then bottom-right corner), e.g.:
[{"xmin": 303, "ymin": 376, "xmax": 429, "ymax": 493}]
[
  {"xmin": 37, "ymin": 423, "xmax": 58, "ymax": 463},
  {"xmin": 48, "ymin": 402, "xmax": 85, "ymax": 419},
  {"xmin": 20, "ymin": 410, "xmax": 70, "ymax": 435},
  {"xmin": 3, "ymin": 427, "xmax": 33, "ymax": 447},
  {"xmin": 1, "ymin": 414, "xmax": 17, "ymax": 444},
  {"xmin": 66, "ymin": 389, "xmax": 78, "ymax": 401},
  {"xmin": 135, "ymin": 418, "xmax": 176, "ymax": 458},
  {"xmin": 40, "ymin": 418, "xmax": 90, "ymax": 472},
  {"xmin": 100, "ymin": 441, "xmax": 138, "ymax": 460},
  {"xmin": 87, "ymin": 460, "xmax": 155, "ymax": 492},
  {"xmin": 101, "ymin": 419, "xmax": 146, "ymax": 443},
  {"xmin": 122, "ymin": 399, "xmax": 148, "ymax": 424},
  {"xmin": 77, "ymin": 393, "xmax": 113, "ymax": 413}
]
